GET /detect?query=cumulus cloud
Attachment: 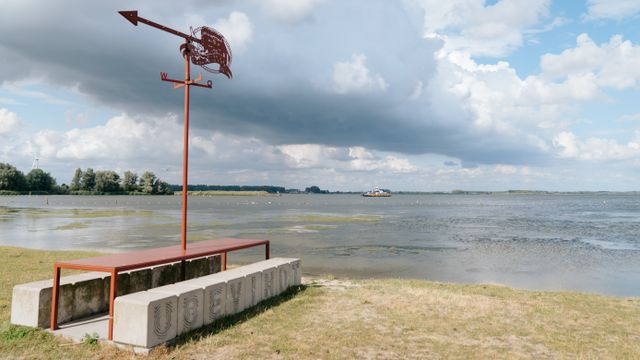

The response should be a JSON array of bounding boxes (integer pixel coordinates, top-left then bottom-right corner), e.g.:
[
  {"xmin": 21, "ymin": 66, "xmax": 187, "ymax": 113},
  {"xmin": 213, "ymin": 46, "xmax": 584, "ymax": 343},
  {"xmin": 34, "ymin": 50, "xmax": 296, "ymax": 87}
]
[
  {"xmin": 540, "ymin": 34, "xmax": 640, "ymax": 90},
  {"xmin": 553, "ymin": 131, "xmax": 640, "ymax": 161},
  {"xmin": 213, "ymin": 12, "xmax": 252, "ymax": 53},
  {"xmin": 585, "ymin": 0, "xmax": 640, "ymax": 21},
  {"xmin": 0, "ymin": 108, "xmax": 20, "ymax": 135},
  {"xmin": 418, "ymin": 0, "xmax": 551, "ymax": 57},
  {"xmin": 263, "ymin": 0, "xmax": 323, "ymax": 23},
  {"xmin": 1, "ymin": 0, "xmax": 640, "ymax": 193},
  {"xmin": 331, "ymin": 54, "xmax": 387, "ymax": 94},
  {"xmin": 26, "ymin": 114, "xmax": 184, "ymax": 161},
  {"xmin": 278, "ymin": 144, "xmax": 416, "ymax": 173}
]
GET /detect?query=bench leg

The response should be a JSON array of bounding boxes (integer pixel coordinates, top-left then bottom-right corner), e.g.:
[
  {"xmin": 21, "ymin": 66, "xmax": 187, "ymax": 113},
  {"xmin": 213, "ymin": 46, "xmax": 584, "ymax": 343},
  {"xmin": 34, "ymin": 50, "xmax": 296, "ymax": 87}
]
[
  {"xmin": 222, "ymin": 252, "xmax": 227, "ymax": 271},
  {"xmin": 50, "ymin": 265, "xmax": 60, "ymax": 330},
  {"xmin": 108, "ymin": 270, "xmax": 117, "ymax": 340}
]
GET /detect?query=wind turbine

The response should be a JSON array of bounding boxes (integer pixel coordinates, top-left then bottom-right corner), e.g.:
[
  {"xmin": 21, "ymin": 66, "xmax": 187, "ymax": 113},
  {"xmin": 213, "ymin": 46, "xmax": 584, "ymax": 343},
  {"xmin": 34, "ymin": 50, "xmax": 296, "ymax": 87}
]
[{"xmin": 31, "ymin": 153, "xmax": 40, "ymax": 170}]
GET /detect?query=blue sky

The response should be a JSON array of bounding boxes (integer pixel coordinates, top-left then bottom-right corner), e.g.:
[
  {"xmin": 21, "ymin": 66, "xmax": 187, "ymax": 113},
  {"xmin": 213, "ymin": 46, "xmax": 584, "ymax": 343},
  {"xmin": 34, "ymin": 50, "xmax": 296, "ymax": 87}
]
[{"xmin": 1, "ymin": 0, "xmax": 640, "ymax": 191}]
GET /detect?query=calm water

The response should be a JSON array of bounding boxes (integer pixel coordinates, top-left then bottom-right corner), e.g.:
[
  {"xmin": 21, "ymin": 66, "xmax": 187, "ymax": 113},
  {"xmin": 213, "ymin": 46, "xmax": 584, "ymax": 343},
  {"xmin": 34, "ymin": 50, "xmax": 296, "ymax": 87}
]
[{"xmin": 1, "ymin": 194, "xmax": 639, "ymax": 296}]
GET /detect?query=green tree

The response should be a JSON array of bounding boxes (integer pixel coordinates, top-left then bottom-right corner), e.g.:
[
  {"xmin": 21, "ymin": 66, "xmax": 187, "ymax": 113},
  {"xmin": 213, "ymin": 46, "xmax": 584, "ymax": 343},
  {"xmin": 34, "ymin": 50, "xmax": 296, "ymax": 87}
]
[
  {"xmin": 70, "ymin": 168, "xmax": 83, "ymax": 191},
  {"xmin": 305, "ymin": 185, "xmax": 327, "ymax": 194},
  {"xmin": 54, "ymin": 183, "xmax": 70, "ymax": 194},
  {"xmin": 95, "ymin": 170, "xmax": 120, "ymax": 193},
  {"xmin": 0, "ymin": 163, "xmax": 27, "ymax": 191},
  {"xmin": 157, "ymin": 180, "xmax": 173, "ymax": 195},
  {"xmin": 121, "ymin": 171, "xmax": 138, "ymax": 192},
  {"xmin": 139, "ymin": 171, "xmax": 157, "ymax": 194},
  {"xmin": 81, "ymin": 168, "xmax": 96, "ymax": 191},
  {"xmin": 25, "ymin": 169, "xmax": 56, "ymax": 192}
]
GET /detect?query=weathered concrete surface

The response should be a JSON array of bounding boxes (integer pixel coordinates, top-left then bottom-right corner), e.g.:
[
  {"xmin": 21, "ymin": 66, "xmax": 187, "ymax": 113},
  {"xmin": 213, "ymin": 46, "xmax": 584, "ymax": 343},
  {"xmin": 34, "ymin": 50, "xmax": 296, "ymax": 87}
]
[
  {"xmin": 113, "ymin": 291, "xmax": 178, "ymax": 348},
  {"xmin": 244, "ymin": 270, "xmax": 263, "ymax": 308},
  {"xmin": 11, "ymin": 272, "xmax": 107, "ymax": 328},
  {"xmin": 182, "ymin": 276, "xmax": 227, "ymax": 325},
  {"xmin": 11, "ymin": 255, "xmax": 221, "ymax": 329},
  {"xmin": 46, "ymin": 257, "xmax": 301, "ymax": 351},
  {"xmin": 51, "ymin": 313, "xmax": 109, "ymax": 342},
  {"xmin": 148, "ymin": 284, "xmax": 204, "ymax": 335}
]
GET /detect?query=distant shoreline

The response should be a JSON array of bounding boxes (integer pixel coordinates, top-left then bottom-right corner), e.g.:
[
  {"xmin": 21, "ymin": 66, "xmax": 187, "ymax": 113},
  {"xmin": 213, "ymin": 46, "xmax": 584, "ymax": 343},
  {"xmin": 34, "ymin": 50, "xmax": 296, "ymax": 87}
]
[{"xmin": 1, "ymin": 190, "xmax": 640, "ymax": 196}]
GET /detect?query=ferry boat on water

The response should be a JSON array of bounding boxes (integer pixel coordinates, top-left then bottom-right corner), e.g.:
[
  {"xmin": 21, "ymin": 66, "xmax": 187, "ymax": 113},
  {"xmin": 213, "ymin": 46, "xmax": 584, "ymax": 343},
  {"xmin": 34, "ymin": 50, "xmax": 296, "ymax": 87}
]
[{"xmin": 362, "ymin": 187, "xmax": 391, "ymax": 197}]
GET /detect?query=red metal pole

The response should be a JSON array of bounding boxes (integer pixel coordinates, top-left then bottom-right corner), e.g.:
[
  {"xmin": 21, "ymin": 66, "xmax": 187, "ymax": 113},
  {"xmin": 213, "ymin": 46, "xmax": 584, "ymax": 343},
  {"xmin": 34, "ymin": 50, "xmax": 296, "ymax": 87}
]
[
  {"xmin": 50, "ymin": 265, "xmax": 60, "ymax": 330},
  {"xmin": 108, "ymin": 270, "xmax": 117, "ymax": 340},
  {"xmin": 181, "ymin": 48, "xmax": 190, "ymax": 252}
]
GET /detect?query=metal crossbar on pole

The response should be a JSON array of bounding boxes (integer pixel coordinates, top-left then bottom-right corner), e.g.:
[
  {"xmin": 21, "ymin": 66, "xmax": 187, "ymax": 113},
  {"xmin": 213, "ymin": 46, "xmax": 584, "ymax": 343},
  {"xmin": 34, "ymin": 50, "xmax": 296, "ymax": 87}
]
[{"xmin": 119, "ymin": 10, "xmax": 231, "ymax": 253}]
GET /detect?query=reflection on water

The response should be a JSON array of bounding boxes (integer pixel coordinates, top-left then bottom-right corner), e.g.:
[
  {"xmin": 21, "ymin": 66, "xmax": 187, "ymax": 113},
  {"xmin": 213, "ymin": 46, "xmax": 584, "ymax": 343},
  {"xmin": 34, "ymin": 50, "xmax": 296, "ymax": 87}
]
[{"xmin": 1, "ymin": 194, "xmax": 639, "ymax": 296}]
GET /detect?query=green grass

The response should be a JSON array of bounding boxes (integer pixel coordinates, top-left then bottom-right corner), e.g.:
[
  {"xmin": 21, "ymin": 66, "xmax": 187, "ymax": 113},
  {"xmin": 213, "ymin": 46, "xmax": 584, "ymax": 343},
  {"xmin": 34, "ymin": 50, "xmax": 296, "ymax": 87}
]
[{"xmin": 0, "ymin": 246, "xmax": 638, "ymax": 359}]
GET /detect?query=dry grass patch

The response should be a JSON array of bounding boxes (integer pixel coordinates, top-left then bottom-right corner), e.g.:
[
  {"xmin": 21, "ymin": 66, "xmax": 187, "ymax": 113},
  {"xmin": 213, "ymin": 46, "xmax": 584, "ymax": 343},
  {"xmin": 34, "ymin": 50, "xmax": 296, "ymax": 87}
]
[{"xmin": 0, "ymin": 247, "xmax": 638, "ymax": 359}]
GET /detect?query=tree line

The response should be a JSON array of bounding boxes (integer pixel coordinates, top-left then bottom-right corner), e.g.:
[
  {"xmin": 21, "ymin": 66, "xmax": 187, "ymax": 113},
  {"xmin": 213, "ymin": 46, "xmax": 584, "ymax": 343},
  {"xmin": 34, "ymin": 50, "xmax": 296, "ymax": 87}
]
[
  {"xmin": 70, "ymin": 168, "xmax": 172, "ymax": 195},
  {"xmin": 171, "ymin": 184, "xmax": 287, "ymax": 194},
  {"xmin": 0, "ymin": 162, "xmax": 172, "ymax": 195}
]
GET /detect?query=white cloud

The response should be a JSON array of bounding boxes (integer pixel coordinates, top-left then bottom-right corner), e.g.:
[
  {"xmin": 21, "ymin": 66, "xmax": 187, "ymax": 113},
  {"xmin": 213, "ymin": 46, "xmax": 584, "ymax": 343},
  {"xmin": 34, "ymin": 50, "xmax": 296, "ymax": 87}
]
[
  {"xmin": 278, "ymin": 144, "xmax": 417, "ymax": 173},
  {"xmin": 263, "ymin": 0, "xmax": 322, "ymax": 23},
  {"xmin": 213, "ymin": 12, "xmax": 252, "ymax": 53},
  {"xmin": 26, "ymin": 114, "xmax": 184, "ymax": 161},
  {"xmin": 278, "ymin": 144, "xmax": 344, "ymax": 168},
  {"xmin": 0, "ymin": 108, "xmax": 20, "ymax": 135},
  {"xmin": 332, "ymin": 54, "xmax": 387, "ymax": 94},
  {"xmin": 429, "ymin": 33, "xmax": 640, "ymax": 149},
  {"xmin": 540, "ymin": 34, "xmax": 640, "ymax": 90},
  {"xmin": 585, "ymin": 0, "xmax": 640, "ymax": 21},
  {"xmin": 418, "ymin": 0, "xmax": 551, "ymax": 57},
  {"xmin": 553, "ymin": 131, "xmax": 640, "ymax": 161}
]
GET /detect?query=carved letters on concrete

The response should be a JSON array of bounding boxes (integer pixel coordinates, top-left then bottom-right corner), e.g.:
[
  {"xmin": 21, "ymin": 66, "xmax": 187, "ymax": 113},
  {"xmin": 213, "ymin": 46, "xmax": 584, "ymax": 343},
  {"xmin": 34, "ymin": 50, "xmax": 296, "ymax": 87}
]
[{"xmin": 153, "ymin": 301, "xmax": 173, "ymax": 339}]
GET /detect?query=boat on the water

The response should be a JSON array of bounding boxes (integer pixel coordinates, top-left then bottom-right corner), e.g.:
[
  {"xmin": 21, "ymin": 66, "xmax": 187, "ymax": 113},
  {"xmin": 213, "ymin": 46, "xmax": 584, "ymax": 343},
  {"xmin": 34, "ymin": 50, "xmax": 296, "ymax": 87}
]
[{"xmin": 362, "ymin": 187, "xmax": 391, "ymax": 197}]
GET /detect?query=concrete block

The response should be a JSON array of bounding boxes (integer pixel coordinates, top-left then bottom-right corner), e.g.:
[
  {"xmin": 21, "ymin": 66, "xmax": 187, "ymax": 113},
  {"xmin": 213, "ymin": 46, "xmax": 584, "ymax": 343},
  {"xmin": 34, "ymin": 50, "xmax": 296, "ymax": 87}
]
[
  {"xmin": 11, "ymin": 272, "xmax": 107, "ymax": 328},
  {"xmin": 268, "ymin": 258, "xmax": 302, "ymax": 291},
  {"xmin": 289, "ymin": 259, "xmax": 302, "ymax": 286},
  {"xmin": 113, "ymin": 291, "xmax": 178, "ymax": 348},
  {"xmin": 260, "ymin": 266, "xmax": 278, "ymax": 299},
  {"xmin": 182, "ymin": 276, "xmax": 227, "ymax": 325},
  {"xmin": 148, "ymin": 284, "xmax": 203, "ymax": 335},
  {"xmin": 226, "ymin": 277, "xmax": 245, "ymax": 315},
  {"xmin": 151, "ymin": 263, "xmax": 181, "ymax": 288},
  {"xmin": 185, "ymin": 257, "xmax": 210, "ymax": 279},
  {"xmin": 244, "ymin": 270, "xmax": 263, "ymax": 308},
  {"xmin": 277, "ymin": 263, "xmax": 292, "ymax": 293},
  {"xmin": 124, "ymin": 268, "xmax": 152, "ymax": 294}
]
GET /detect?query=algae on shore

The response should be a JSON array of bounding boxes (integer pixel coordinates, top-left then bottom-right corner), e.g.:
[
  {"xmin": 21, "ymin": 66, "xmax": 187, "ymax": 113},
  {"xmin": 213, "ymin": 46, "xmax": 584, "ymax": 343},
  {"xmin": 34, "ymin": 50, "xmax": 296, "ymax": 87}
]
[{"xmin": 291, "ymin": 214, "xmax": 382, "ymax": 224}]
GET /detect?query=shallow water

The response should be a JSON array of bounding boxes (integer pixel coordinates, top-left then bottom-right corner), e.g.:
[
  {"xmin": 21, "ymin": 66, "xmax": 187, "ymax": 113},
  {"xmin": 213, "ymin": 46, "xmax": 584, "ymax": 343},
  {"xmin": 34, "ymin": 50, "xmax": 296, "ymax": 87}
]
[{"xmin": 1, "ymin": 194, "xmax": 639, "ymax": 296}]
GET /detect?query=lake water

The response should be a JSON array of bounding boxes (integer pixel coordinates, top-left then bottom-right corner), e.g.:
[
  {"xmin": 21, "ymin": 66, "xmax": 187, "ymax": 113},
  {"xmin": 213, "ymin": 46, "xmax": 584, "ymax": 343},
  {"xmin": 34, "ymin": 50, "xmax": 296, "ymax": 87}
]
[{"xmin": 1, "ymin": 194, "xmax": 639, "ymax": 296}]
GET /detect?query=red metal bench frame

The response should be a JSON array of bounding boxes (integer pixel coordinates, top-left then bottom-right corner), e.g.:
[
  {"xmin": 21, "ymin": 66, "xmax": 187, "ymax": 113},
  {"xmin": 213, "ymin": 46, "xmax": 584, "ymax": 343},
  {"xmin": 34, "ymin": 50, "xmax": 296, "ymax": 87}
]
[{"xmin": 50, "ymin": 238, "xmax": 269, "ymax": 340}]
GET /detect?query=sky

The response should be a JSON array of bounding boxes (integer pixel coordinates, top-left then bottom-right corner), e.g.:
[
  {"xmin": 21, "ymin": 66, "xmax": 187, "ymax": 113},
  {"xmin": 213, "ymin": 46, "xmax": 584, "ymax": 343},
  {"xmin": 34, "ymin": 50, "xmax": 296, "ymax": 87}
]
[{"xmin": 0, "ymin": 0, "xmax": 639, "ymax": 192}]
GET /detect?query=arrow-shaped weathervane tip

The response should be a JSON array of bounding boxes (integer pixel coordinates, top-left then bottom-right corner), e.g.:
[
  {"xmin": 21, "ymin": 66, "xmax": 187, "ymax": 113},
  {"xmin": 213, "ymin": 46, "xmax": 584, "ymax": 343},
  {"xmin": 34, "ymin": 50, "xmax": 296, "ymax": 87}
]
[{"xmin": 119, "ymin": 10, "xmax": 138, "ymax": 26}]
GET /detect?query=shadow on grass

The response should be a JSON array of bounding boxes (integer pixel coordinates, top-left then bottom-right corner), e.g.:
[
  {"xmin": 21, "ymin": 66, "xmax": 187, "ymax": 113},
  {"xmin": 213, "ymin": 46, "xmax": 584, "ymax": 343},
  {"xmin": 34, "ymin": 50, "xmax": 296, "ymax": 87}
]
[{"xmin": 170, "ymin": 284, "xmax": 308, "ymax": 348}]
